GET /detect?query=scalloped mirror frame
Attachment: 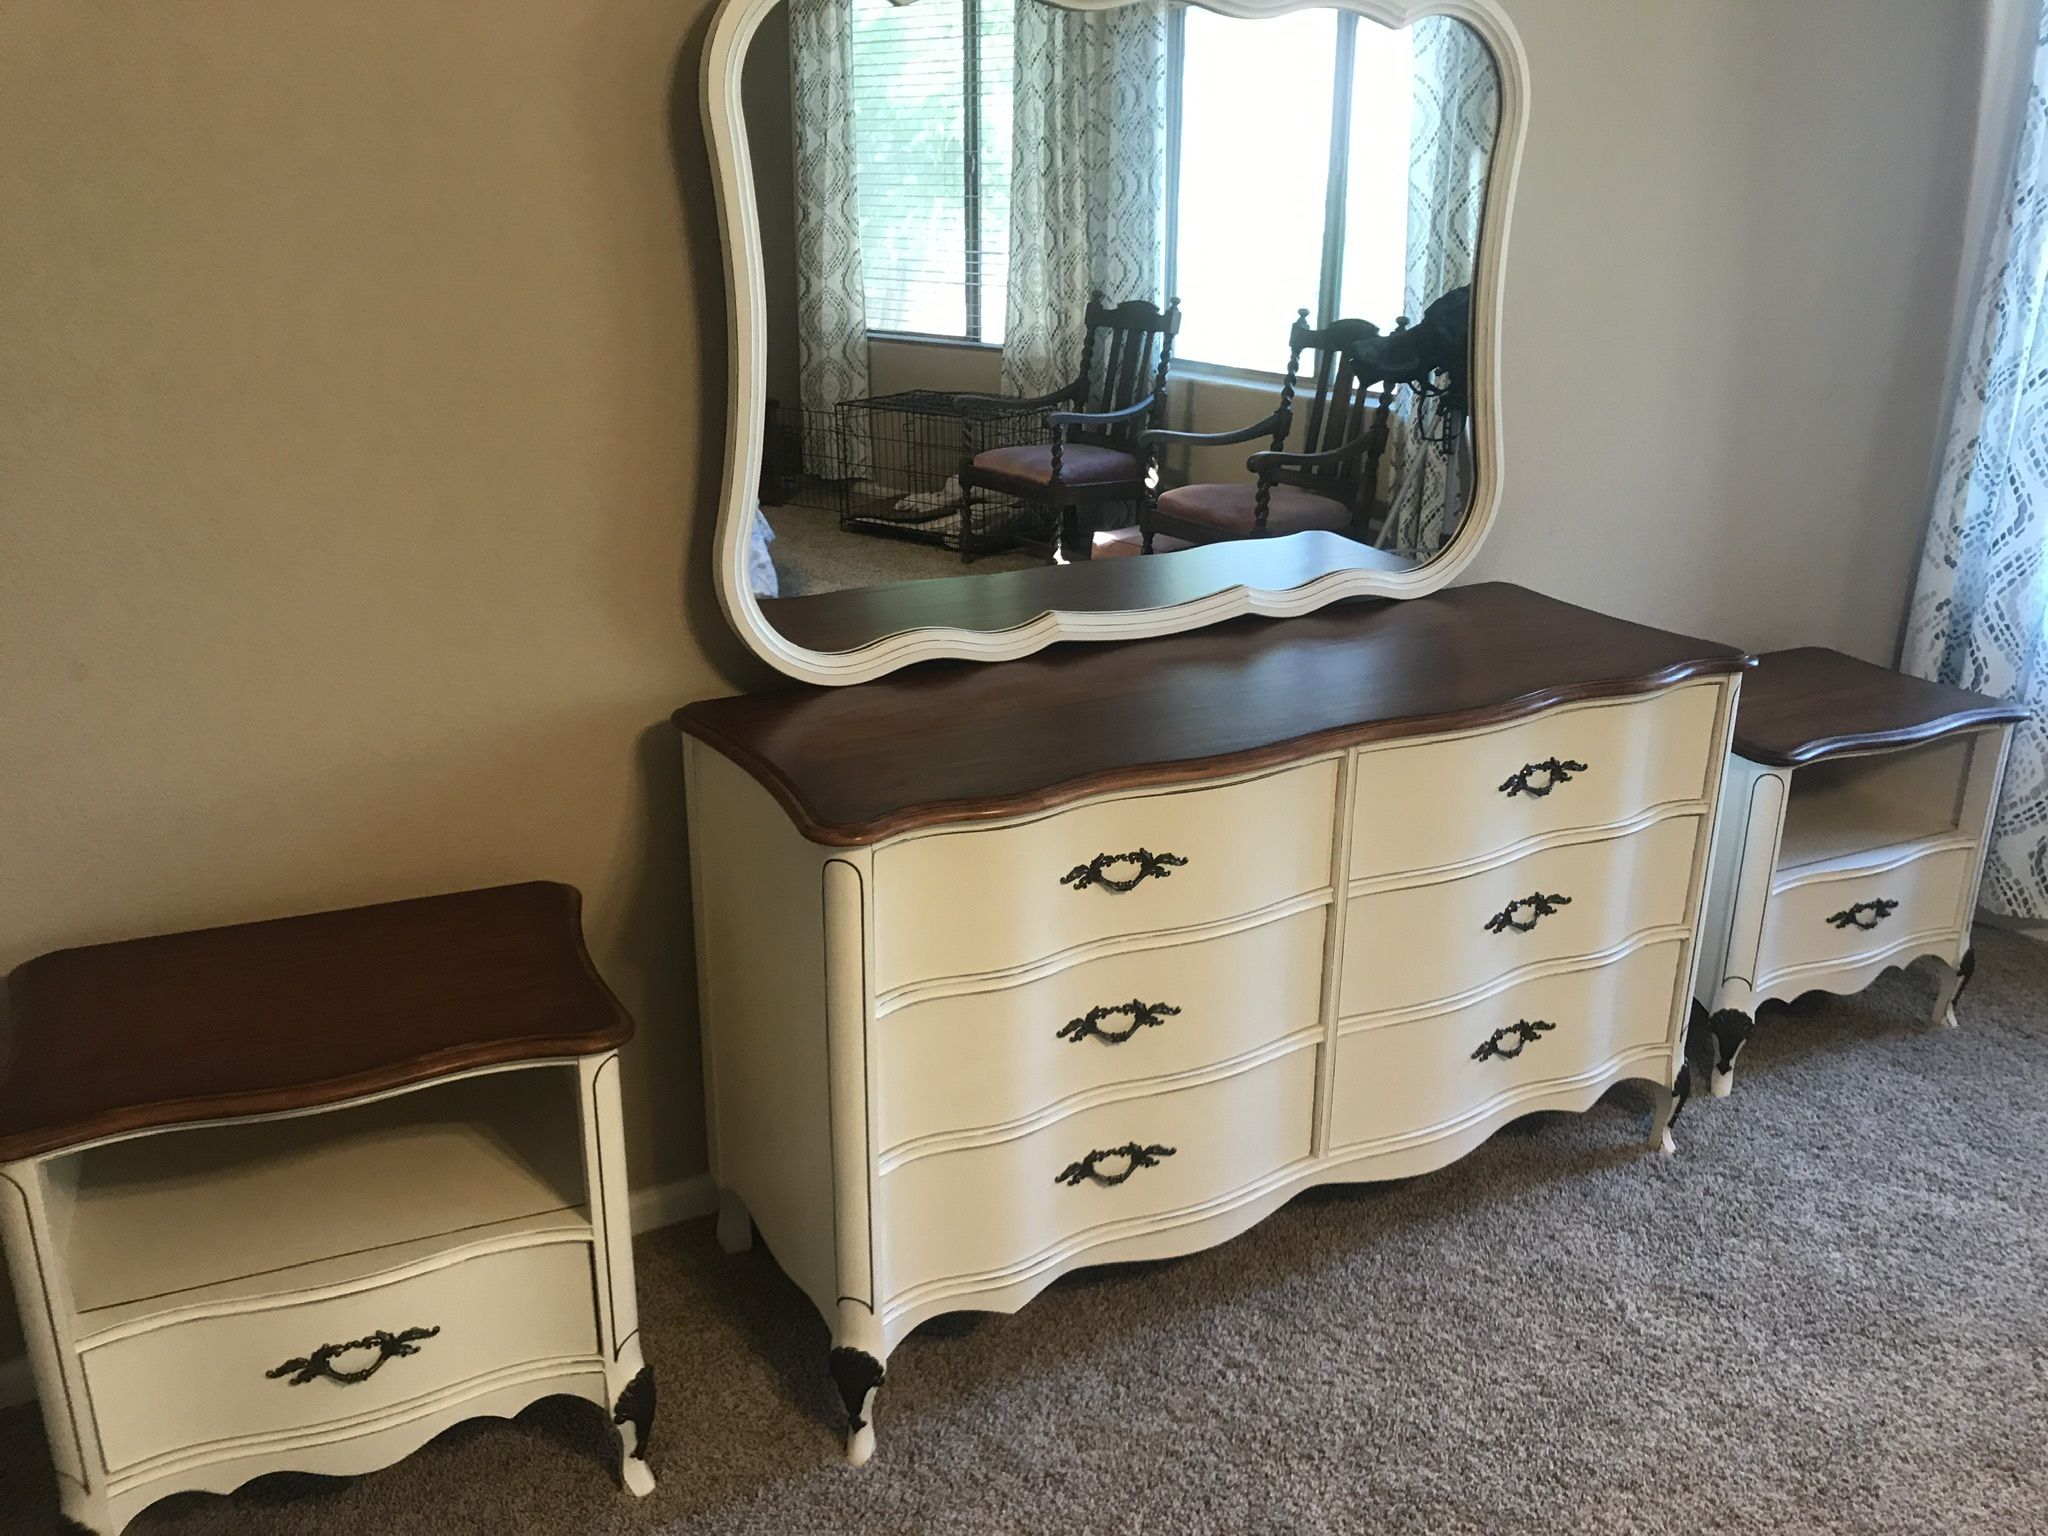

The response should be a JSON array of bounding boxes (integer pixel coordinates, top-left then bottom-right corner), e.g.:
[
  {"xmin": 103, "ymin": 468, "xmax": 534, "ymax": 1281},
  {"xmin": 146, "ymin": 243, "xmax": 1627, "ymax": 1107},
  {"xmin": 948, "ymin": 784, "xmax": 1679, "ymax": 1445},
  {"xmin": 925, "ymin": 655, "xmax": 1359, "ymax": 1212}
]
[{"xmin": 701, "ymin": 0, "xmax": 1530, "ymax": 685}]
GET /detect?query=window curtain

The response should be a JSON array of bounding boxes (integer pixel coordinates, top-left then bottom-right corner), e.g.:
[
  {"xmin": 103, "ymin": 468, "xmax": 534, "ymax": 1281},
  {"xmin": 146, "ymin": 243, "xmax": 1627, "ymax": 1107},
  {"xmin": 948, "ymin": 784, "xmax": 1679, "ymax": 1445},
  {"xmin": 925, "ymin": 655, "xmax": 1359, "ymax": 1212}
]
[
  {"xmin": 1380, "ymin": 16, "xmax": 1498, "ymax": 560},
  {"xmin": 1001, "ymin": 0, "xmax": 1168, "ymax": 399},
  {"xmin": 1903, "ymin": 15, "xmax": 2048, "ymax": 917},
  {"xmin": 789, "ymin": 0, "xmax": 872, "ymax": 479}
]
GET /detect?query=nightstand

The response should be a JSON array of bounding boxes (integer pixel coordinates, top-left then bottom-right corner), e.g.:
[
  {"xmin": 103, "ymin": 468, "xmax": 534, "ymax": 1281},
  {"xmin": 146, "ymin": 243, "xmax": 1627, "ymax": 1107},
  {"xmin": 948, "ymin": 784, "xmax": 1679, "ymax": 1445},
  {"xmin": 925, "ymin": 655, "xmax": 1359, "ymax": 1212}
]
[
  {"xmin": 0, "ymin": 882, "xmax": 656, "ymax": 1535},
  {"xmin": 1692, "ymin": 649, "xmax": 2027, "ymax": 1094}
]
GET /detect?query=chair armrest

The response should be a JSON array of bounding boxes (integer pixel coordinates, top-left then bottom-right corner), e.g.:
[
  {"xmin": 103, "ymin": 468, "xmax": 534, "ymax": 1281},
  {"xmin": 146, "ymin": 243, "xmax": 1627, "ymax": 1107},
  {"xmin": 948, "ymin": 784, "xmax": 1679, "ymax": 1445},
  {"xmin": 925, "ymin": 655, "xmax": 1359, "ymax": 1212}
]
[
  {"xmin": 1048, "ymin": 393, "xmax": 1161, "ymax": 431},
  {"xmin": 1139, "ymin": 409, "xmax": 1289, "ymax": 451},
  {"xmin": 1246, "ymin": 431, "xmax": 1377, "ymax": 477}
]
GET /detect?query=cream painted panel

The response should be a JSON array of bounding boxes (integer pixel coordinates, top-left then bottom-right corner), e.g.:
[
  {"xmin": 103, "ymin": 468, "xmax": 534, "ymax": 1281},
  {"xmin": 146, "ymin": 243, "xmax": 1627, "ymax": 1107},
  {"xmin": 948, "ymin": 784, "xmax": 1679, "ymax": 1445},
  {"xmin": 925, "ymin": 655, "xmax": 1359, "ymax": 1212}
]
[
  {"xmin": 876, "ymin": 906, "xmax": 1326, "ymax": 1153},
  {"xmin": 1341, "ymin": 814, "xmax": 1700, "ymax": 1017},
  {"xmin": 877, "ymin": 1044, "xmax": 1317, "ymax": 1299},
  {"xmin": 1329, "ymin": 939, "xmax": 1684, "ymax": 1152},
  {"xmin": 1756, "ymin": 845, "xmax": 1973, "ymax": 988},
  {"xmin": 873, "ymin": 761, "xmax": 1338, "ymax": 992},
  {"xmin": 82, "ymin": 1237, "xmax": 598, "ymax": 1474},
  {"xmin": 1348, "ymin": 685, "xmax": 1719, "ymax": 878}
]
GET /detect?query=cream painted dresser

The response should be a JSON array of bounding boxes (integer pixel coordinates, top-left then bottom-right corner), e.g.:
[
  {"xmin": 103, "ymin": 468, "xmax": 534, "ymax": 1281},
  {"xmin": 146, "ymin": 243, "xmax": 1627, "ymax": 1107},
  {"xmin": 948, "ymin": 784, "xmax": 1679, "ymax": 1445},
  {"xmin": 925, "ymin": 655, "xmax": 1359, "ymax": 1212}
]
[{"xmin": 678, "ymin": 583, "xmax": 1750, "ymax": 1462}]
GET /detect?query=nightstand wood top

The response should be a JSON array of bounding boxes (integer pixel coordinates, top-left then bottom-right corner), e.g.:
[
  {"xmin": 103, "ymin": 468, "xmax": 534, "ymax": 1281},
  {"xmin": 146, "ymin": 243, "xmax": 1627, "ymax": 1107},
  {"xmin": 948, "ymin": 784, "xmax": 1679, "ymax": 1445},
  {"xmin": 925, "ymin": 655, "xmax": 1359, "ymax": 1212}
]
[
  {"xmin": 1733, "ymin": 647, "xmax": 2028, "ymax": 767},
  {"xmin": 0, "ymin": 881, "xmax": 631, "ymax": 1162}
]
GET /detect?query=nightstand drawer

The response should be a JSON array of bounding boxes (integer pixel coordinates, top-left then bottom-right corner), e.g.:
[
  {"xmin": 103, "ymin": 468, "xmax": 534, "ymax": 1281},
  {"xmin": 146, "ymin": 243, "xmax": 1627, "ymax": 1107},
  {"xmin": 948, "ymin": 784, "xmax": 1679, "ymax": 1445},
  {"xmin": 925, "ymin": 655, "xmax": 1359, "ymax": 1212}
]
[
  {"xmin": 873, "ymin": 760, "xmax": 1338, "ymax": 993},
  {"xmin": 875, "ymin": 905, "xmax": 1326, "ymax": 1153},
  {"xmin": 877, "ymin": 1042, "xmax": 1317, "ymax": 1300},
  {"xmin": 1349, "ymin": 684, "xmax": 1721, "ymax": 878},
  {"xmin": 1757, "ymin": 845, "xmax": 1974, "ymax": 988},
  {"xmin": 1329, "ymin": 938, "xmax": 1684, "ymax": 1152},
  {"xmin": 1340, "ymin": 814, "xmax": 1701, "ymax": 1017},
  {"xmin": 81, "ymin": 1236, "xmax": 599, "ymax": 1475}
]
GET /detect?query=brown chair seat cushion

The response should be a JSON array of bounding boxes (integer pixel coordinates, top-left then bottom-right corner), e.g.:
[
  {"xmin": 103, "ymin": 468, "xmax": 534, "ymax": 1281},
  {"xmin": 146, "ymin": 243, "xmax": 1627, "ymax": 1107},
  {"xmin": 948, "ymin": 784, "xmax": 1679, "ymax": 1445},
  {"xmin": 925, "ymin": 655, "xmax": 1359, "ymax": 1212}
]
[
  {"xmin": 1091, "ymin": 527, "xmax": 1196, "ymax": 558},
  {"xmin": 1155, "ymin": 482, "xmax": 1352, "ymax": 537},
  {"xmin": 965, "ymin": 443, "xmax": 1142, "ymax": 494}
]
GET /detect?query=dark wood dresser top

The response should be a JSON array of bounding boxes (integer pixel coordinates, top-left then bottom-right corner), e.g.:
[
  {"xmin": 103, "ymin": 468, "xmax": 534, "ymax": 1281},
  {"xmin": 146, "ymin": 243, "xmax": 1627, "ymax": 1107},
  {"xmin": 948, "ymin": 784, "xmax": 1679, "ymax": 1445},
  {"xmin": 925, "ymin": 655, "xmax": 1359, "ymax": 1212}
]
[
  {"xmin": 675, "ymin": 582, "xmax": 1753, "ymax": 845},
  {"xmin": 0, "ymin": 881, "xmax": 632, "ymax": 1162},
  {"xmin": 1732, "ymin": 647, "xmax": 2029, "ymax": 767}
]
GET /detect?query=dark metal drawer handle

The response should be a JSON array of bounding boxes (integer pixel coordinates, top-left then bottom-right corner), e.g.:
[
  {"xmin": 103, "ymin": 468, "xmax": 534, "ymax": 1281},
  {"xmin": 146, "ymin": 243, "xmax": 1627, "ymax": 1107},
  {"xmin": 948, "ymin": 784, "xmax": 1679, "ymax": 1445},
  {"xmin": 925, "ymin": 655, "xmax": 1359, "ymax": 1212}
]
[
  {"xmin": 1484, "ymin": 891, "xmax": 1572, "ymax": 934},
  {"xmin": 1499, "ymin": 758, "xmax": 1588, "ymax": 798},
  {"xmin": 1827, "ymin": 898, "xmax": 1899, "ymax": 931},
  {"xmin": 1054, "ymin": 1141, "xmax": 1177, "ymax": 1187},
  {"xmin": 1472, "ymin": 1019, "xmax": 1555, "ymax": 1062},
  {"xmin": 1057, "ymin": 999, "xmax": 1181, "ymax": 1045},
  {"xmin": 267, "ymin": 1326, "xmax": 441, "ymax": 1387},
  {"xmin": 1059, "ymin": 848, "xmax": 1188, "ymax": 893}
]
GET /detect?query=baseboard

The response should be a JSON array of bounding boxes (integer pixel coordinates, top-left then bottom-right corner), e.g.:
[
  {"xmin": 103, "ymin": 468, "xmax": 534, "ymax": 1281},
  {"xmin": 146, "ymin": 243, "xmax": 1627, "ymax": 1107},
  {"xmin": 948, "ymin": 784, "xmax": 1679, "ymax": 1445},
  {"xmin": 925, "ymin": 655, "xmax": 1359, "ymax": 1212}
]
[{"xmin": 0, "ymin": 1173, "xmax": 719, "ymax": 1413}]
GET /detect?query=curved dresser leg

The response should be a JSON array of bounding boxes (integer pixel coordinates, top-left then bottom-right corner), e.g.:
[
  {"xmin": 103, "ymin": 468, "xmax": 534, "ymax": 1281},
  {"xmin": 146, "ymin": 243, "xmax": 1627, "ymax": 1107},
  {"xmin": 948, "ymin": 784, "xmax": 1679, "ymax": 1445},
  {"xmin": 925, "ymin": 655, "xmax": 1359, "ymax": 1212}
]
[
  {"xmin": 1708, "ymin": 1008, "xmax": 1755, "ymax": 1097},
  {"xmin": 1933, "ymin": 947, "xmax": 1976, "ymax": 1029},
  {"xmin": 715, "ymin": 1188, "xmax": 753, "ymax": 1254},
  {"xmin": 1648, "ymin": 1067, "xmax": 1686, "ymax": 1155},
  {"xmin": 612, "ymin": 1364, "xmax": 657, "ymax": 1496},
  {"xmin": 828, "ymin": 1345, "xmax": 886, "ymax": 1466}
]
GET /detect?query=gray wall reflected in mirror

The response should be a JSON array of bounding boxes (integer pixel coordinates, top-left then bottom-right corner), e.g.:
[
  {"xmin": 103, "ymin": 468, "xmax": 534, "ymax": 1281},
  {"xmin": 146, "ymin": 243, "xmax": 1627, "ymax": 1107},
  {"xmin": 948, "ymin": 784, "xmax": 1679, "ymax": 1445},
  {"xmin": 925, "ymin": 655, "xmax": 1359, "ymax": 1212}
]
[{"xmin": 742, "ymin": 0, "xmax": 1500, "ymax": 608}]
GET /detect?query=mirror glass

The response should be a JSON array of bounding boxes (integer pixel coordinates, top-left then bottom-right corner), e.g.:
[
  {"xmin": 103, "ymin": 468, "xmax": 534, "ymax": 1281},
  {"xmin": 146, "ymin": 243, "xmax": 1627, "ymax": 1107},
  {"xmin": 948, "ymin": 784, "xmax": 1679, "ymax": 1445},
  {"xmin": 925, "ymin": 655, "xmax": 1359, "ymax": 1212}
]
[{"xmin": 738, "ymin": 0, "xmax": 1502, "ymax": 642}]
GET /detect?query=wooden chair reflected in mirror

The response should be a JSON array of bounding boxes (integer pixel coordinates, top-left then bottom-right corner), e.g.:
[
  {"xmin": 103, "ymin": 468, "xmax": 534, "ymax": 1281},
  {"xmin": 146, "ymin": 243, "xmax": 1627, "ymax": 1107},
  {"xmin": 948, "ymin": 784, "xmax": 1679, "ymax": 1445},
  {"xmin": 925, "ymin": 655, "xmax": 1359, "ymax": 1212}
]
[
  {"xmin": 954, "ymin": 294, "xmax": 1181, "ymax": 563},
  {"xmin": 1138, "ymin": 311, "xmax": 1392, "ymax": 552}
]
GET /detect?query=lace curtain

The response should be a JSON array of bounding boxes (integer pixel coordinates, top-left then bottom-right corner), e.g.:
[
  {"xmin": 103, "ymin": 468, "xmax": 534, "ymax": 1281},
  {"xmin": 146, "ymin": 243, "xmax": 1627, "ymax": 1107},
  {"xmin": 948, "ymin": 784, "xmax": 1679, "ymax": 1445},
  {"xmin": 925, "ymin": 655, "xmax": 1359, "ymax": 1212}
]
[
  {"xmin": 1903, "ymin": 13, "xmax": 2048, "ymax": 917},
  {"xmin": 1000, "ymin": 0, "xmax": 1168, "ymax": 398},
  {"xmin": 789, "ymin": 0, "xmax": 871, "ymax": 479},
  {"xmin": 1381, "ymin": 16, "xmax": 1498, "ymax": 560}
]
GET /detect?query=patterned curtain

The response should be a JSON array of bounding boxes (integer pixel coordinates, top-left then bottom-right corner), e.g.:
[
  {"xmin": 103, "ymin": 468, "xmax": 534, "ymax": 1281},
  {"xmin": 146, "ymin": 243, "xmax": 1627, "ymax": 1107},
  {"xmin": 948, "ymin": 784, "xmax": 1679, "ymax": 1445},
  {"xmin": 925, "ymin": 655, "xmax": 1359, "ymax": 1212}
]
[
  {"xmin": 1381, "ymin": 17, "xmax": 1498, "ymax": 560},
  {"xmin": 1001, "ymin": 0, "xmax": 1168, "ymax": 399},
  {"xmin": 789, "ymin": 0, "xmax": 871, "ymax": 479},
  {"xmin": 1903, "ymin": 14, "xmax": 2048, "ymax": 916}
]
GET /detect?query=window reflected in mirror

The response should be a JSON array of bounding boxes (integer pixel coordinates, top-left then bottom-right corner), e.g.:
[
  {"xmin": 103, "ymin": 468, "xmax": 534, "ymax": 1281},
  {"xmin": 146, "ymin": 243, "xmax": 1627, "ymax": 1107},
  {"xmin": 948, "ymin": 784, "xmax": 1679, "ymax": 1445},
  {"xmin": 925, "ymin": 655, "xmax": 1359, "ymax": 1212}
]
[{"xmin": 741, "ymin": 0, "xmax": 1501, "ymax": 607}]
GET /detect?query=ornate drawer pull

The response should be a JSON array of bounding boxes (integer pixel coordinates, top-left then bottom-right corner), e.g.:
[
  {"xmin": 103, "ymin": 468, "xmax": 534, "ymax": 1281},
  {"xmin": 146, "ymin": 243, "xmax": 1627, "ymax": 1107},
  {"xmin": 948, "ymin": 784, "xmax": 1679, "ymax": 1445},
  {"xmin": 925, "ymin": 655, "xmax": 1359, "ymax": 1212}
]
[
  {"xmin": 1059, "ymin": 848, "xmax": 1188, "ymax": 894},
  {"xmin": 1054, "ymin": 1141, "xmax": 1177, "ymax": 1187},
  {"xmin": 267, "ymin": 1326, "xmax": 440, "ymax": 1387},
  {"xmin": 1827, "ymin": 897, "xmax": 1899, "ymax": 931},
  {"xmin": 1472, "ymin": 1019, "xmax": 1555, "ymax": 1062},
  {"xmin": 1057, "ymin": 998, "xmax": 1181, "ymax": 1045},
  {"xmin": 1498, "ymin": 758, "xmax": 1588, "ymax": 799},
  {"xmin": 1484, "ymin": 891, "xmax": 1572, "ymax": 934}
]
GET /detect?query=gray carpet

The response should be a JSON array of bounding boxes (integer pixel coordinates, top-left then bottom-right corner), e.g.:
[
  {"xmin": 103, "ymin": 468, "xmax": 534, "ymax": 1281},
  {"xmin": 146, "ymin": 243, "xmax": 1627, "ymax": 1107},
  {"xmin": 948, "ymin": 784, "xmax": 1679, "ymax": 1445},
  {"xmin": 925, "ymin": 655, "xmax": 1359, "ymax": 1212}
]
[
  {"xmin": 764, "ymin": 501, "xmax": 1040, "ymax": 598},
  {"xmin": 4, "ymin": 930, "xmax": 2044, "ymax": 1535}
]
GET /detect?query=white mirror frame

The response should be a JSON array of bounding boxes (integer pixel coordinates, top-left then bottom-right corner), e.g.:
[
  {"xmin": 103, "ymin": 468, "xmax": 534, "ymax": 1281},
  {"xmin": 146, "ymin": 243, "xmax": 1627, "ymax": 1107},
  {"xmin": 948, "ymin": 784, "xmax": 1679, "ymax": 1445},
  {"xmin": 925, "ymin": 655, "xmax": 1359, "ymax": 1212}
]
[{"xmin": 702, "ymin": 0, "xmax": 1530, "ymax": 685}]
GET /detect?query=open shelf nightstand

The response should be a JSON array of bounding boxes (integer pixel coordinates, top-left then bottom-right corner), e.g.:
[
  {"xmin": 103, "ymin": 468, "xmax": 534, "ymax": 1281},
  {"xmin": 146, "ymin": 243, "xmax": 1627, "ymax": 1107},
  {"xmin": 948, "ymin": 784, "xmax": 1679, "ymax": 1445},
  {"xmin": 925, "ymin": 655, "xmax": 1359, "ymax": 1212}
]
[
  {"xmin": 0, "ymin": 882, "xmax": 655, "ymax": 1535},
  {"xmin": 1692, "ymin": 649, "xmax": 2028, "ymax": 1095}
]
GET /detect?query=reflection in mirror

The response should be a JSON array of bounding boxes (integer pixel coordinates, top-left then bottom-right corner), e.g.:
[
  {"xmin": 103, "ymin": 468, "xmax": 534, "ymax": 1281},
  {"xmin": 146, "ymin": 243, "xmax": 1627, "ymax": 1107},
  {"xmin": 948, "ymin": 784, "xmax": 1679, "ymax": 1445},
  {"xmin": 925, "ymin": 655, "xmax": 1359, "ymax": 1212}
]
[{"xmin": 740, "ymin": 0, "xmax": 1500, "ymax": 612}]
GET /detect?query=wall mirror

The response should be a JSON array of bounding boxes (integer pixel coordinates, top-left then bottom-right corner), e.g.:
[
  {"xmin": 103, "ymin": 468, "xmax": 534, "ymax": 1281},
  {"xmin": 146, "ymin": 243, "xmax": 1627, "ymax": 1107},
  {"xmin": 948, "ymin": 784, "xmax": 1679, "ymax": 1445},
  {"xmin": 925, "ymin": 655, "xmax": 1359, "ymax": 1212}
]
[{"xmin": 703, "ymin": 0, "xmax": 1526, "ymax": 683}]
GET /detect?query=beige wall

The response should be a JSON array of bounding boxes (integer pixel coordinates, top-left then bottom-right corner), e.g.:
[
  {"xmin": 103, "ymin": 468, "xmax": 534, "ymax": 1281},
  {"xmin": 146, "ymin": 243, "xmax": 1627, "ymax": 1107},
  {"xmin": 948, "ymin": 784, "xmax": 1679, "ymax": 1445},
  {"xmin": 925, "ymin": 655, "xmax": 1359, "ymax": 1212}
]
[{"xmin": 0, "ymin": 0, "xmax": 1998, "ymax": 1372}]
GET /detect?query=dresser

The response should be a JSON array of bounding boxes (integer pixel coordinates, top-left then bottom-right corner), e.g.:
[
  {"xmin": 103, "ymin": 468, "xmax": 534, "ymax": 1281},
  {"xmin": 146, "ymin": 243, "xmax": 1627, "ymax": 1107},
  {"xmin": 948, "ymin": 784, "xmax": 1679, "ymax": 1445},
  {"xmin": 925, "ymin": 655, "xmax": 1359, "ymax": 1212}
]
[
  {"xmin": 677, "ymin": 583, "xmax": 1748, "ymax": 1462},
  {"xmin": 1691, "ymin": 648, "xmax": 2026, "ymax": 1092},
  {"xmin": 0, "ymin": 884, "xmax": 655, "ymax": 1534}
]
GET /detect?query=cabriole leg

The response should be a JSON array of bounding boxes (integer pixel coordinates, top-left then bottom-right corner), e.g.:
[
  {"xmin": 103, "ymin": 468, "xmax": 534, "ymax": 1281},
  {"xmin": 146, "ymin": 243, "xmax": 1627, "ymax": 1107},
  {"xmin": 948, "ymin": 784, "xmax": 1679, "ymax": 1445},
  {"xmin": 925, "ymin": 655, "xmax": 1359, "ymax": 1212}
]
[
  {"xmin": 715, "ymin": 1188, "xmax": 753, "ymax": 1254},
  {"xmin": 611, "ymin": 1365, "xmax": 657, "ymax": 1496},
  {"xmin": 1933, "ymin": 947, "xmax": 1976, "ymax": 1029},
  {"xmin": 1708, "ymin": 1008, "xmax": 1755, "ymax": 1097},
  {"xmin": 1648, "ymin": 1066, "xmax": 1687, "ymax": 1155},
  {"xmin": 828, "ymin": 1345, "xmax": 886, "ymax": 1467}
]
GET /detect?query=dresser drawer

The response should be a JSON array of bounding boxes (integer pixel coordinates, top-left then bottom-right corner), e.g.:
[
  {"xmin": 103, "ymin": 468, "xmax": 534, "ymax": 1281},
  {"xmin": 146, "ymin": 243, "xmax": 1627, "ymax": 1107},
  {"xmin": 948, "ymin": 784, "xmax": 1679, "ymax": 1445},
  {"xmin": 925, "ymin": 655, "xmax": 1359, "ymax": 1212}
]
[
  {"xmin": 873, "ymin": 761, "xmax": 1339, "ymax": 992},
  {"xmin": 876, "ymin": 906, "xmax": 1325, "ymax": 1153},
  {"xmin": 80, "ymin": 1237, "xmax": 598, "ymax": 1474},
  {"xmin": 1340, "ymin": 814, "xmax": 1702, "ymax": 1018},
  {"xmin": 877, "ymin": 1044, "xmax": 1317, "ymax": 1298},
  {"xmin": 1756, "ymin": 845, "xmax": 1973, "ymax": 989},
  {"xmin": 1329, "ymin": 938, "xmax": 1684, "ymax": 1152},
  {"xmin": 1348, "ymin": 684, "xmax": 1721, "ymax": 878}
]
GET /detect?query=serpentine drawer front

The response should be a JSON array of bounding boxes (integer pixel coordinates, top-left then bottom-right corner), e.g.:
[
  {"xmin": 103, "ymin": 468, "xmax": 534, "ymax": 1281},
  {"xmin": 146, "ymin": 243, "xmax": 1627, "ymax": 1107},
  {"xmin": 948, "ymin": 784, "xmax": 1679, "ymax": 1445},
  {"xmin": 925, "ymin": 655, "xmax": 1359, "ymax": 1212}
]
[
  {"xmin": 1755, "ymin": 845, "xmax": 1974, "ymax": 990},
  {"xmin": 872, "ymin": 759, "xmax": 1338, "ymax": 993},
  {"xmin": 875, "ymin": 906, "xmax": 1326, "ymax": 1153},
  {"xmin": 876, "ymin": 1043, "xmax": 1318, "ymax": 1302},
  {"xmin": 80, "ymin": 1237, "xmax": 599, "ymax": 1475},
  {"xmin": 675, "ymin": 583, "xmax": 1751, "ymax": 1462},
  {"xmin": 1330, "ymin": 938, "xmax": 1687, "ymax": 1153},
  {"xmin": 1340, "ymin": 813, "xmax": 1701, "ymax": 1018},
  {"xmin": 1349, "ymin": 683, "xmax": 1720, "ymax": 878}
]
